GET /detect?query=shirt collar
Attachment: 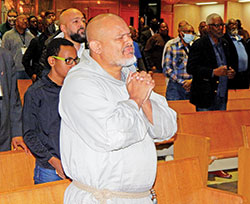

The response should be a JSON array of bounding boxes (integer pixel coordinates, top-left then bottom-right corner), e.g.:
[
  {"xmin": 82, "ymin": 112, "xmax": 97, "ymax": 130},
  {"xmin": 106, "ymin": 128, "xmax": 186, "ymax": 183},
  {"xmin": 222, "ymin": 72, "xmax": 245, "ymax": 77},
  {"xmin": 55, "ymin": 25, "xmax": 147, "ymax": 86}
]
[{"xmin": 229, "ymin": 34, "xmax": 242, "ymax": 41}]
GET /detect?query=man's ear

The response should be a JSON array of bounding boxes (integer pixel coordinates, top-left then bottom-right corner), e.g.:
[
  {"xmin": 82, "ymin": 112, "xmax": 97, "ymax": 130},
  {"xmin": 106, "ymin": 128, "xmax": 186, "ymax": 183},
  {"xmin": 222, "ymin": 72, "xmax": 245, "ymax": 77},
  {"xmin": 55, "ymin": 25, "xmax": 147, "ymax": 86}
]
[
  {"xmin": 89, "ymin": 40, "xmax": 102, "ymax": 54},
  {"xmin": 48, "ymin": 56, "xmax": 55, "ymax": 67},
  {"xmin": 60, "ymin": 24, "xmax": 66, "ymax": 34}
]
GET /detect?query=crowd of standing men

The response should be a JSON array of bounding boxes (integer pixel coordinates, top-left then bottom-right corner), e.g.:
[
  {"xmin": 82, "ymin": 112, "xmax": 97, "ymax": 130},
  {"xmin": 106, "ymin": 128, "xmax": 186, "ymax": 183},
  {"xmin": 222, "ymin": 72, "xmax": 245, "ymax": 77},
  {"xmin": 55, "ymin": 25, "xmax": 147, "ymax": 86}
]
[{"xmin": 0, "ymin": 6, "xmax": 249, "ymax": 203}]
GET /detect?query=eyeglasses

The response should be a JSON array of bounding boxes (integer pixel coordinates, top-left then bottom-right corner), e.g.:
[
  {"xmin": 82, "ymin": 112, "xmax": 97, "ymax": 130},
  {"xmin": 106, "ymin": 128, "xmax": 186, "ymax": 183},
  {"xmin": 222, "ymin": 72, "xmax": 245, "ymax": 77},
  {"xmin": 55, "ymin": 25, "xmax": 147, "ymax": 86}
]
[
  {"xmin": 52, "ymin": 56, "xmax": 80, "ymax": 65},
  {"xmin": 209, "ymin": 23, "xmax": 225, "ymax": 28}
]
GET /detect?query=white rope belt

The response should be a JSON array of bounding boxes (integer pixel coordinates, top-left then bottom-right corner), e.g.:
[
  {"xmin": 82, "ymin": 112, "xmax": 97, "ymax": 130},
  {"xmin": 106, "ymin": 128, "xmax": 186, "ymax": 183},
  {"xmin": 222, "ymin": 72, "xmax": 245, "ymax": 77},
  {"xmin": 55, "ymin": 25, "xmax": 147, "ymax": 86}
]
[{"xmin": 72, "ymin": 180, "xmax": 151, "ymax": 204}]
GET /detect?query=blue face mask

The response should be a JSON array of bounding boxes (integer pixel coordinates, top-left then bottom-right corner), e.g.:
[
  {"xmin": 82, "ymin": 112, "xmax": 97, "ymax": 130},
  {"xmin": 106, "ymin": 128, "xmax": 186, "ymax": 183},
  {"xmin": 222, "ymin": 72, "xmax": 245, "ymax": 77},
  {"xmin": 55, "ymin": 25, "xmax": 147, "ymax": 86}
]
[{"xmin": 183, "ymin": 33, "xmax": 195, "ymax": 44}]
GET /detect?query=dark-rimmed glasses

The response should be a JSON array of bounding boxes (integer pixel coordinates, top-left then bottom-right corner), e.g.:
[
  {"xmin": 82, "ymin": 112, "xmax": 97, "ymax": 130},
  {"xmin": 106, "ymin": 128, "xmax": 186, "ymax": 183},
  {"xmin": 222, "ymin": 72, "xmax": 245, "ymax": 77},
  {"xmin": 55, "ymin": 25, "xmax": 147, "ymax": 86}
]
[
  {"xmin": 52, "ymin": 56, "xmax": 80, "ymax": 65},
  {"xmin": 209, "ymin": 23, "xmax": 225, "ymax": 28}
]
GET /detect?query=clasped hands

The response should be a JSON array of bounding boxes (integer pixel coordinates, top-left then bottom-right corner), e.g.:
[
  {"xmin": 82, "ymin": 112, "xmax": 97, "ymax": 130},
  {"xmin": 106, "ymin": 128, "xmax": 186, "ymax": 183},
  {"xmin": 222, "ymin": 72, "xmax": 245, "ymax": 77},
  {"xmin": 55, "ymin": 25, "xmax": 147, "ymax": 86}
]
[
  {"xmin": 126, "ymin": 71, "xmax": 155, "ymax": 108},
  {"xmin": 213, "ymin": 65, "xmax": 235, "ymax": 79}
]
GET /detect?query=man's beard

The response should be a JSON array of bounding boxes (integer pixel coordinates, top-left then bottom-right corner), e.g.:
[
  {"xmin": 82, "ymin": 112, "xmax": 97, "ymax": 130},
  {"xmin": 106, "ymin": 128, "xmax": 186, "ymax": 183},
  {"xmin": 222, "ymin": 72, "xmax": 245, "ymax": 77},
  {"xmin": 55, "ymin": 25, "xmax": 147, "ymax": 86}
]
[
  {"xmin": 116, "ymin": 55, "xmax": 136, "ymax": 67},
  {"xmin": 70, "ymin": 29, "xmax": 86, "ymax": 43},
  {"xmin": 230, "ymin": 29, "xmax": 238, "ymax": 36}
]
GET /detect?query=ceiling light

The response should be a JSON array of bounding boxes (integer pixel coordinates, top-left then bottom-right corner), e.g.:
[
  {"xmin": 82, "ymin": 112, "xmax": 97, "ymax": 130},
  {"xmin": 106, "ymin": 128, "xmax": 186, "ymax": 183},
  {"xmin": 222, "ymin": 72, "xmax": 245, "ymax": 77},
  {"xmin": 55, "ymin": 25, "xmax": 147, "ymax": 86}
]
[
  {"xmin": 196, "ymin": 2, "xmax": 218, "ymax": 5},
  {"xmin": 238, "ymin": 0, "xmax": 250, "ymax": 2}
]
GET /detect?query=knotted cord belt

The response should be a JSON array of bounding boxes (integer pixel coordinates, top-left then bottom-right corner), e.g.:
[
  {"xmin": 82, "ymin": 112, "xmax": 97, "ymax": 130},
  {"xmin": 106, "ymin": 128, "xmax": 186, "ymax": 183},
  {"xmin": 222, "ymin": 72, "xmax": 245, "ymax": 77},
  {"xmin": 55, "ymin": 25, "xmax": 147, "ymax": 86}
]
[{"xmin": 72, "ymin": 180, "xmax": 151, "ymax": 204}]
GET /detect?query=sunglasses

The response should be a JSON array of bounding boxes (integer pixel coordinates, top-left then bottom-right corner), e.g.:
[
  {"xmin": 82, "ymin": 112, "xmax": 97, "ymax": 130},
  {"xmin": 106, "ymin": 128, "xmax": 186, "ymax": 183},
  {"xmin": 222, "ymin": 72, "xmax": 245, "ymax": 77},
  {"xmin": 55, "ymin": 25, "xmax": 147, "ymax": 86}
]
[{"xmin": 52, "ymin": 56, "xmax": 80, "ymax": 65}]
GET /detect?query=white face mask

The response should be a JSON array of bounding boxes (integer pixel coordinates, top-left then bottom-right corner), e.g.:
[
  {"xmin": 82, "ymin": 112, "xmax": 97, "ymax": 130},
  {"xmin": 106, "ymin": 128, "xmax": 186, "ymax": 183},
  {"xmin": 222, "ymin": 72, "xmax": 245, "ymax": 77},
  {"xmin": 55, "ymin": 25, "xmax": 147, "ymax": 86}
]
[{"xmin": 182, "ymin": 33, "xmax": 195, "ymax": 44}]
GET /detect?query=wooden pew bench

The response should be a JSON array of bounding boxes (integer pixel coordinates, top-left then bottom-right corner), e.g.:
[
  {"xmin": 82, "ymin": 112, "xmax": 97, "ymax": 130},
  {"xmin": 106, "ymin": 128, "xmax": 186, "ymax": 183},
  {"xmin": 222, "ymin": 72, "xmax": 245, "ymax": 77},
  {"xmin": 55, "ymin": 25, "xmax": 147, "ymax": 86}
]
[
  {"xmin": 0, "ymin": 150, "xmax": 35, "ymax": 192},
  {"xmin": 228, "ymin": 89, "xmax": 250, "ymax": 99},
  {"xmin": 0, "ymin": 179, "xmax": 71, "ymax": 204},
  {"xmin": 238, "ymin": 147, "xmax": 250, "ymax": 204},
  {"xmin": 174, "ymin": 110, "xmax": 250, "ymax": 183},
  {"xmin": 17, "ymin": 79, "xmax": 32, "ymax": 105},
  {"xmin": 241, "ymin": 124, "xmax": 250, "ymax": 148},
  {"xmin": 227, "ymin": 98, "xmax": 250, "ymax": 111},
  {"xmin": 153, "ymin": 157, "xmax": 245, "ymax": 204},
  {"xmin": 166, "ymin": 97, "xmax": 250, "ymax": 115},
  {"xmin": 168, "ymin": 100, "xmax": 196, "ymax": 114},
  {"xmin": 152, "ymin": 73, "xmax": 166, "ymax": 97}
]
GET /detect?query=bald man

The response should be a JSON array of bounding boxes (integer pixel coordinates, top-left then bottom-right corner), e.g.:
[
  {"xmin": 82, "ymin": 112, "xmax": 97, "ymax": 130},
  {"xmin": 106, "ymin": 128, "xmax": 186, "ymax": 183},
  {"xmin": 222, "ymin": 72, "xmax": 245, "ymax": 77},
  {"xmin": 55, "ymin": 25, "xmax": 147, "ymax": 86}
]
[
  {"xmin": 59, "ymin": 8, "xmax": 86, "ymax": 54},
  {"xmin": 38, "ymin": 8, "xmax": 86, "ymax": 78},
  {"xmin": 2, "ymin": 14, "xmax": 34, "ymax": 79},
  {"xmin": 59, "ymin": 13, "xmax": 177, "ymax": 203}
]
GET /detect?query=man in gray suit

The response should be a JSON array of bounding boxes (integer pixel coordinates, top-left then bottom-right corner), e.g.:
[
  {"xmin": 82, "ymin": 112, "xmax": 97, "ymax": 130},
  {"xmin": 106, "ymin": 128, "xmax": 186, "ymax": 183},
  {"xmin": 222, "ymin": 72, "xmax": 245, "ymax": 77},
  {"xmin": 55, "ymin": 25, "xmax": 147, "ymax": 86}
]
[{"xmin": 0, "ymin": 47, "xmax": 29, "ymax": 152}]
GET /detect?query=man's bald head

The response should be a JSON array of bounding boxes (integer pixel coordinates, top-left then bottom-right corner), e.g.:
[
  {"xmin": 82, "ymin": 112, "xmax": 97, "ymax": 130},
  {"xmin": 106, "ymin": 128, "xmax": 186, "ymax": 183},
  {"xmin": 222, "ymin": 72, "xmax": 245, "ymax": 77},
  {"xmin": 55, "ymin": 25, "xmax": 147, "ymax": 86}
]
[
  {"xmin": 86, "ymin": 14, "xmax": 127, "ymax": 42},
  {"xmin": 59, "ymin": 8, "xmax": 86, "ymax": 44},
  {"xmin": 59, "ymin": 8, "xmax": 83, "ymax": 25},
  {"xmin": 15, "ymin": 14, "xmax": 28, "ymax": 31},
  {"xmin": 86, "ymin": 13, "xmax": 135, "ymax": 69}
]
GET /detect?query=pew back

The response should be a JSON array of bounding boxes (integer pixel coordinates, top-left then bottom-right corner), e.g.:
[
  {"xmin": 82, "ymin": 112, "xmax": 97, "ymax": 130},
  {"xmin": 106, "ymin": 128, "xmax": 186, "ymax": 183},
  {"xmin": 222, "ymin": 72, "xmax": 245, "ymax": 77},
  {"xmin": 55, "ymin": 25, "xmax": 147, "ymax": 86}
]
[
  {"xmin": 154, "ymin": 157, "xmax": 245, "ymax": 204},
  {"xmin": 168, "ymin": 100, "xmax": 196, "ymax": 114},
  {"xmin": 0, "ymin": 179, "xmax": 71, "ymax": 204},
  {"xmin": 17, "ymin": 79, "xmax": 32, "ymax": 105},
  {"xmin": 241, "ymin": 125, "xmax": 250, "ymax": 148},
  {"xmin": 228, "ymin": 89, "xmax": 250, "ymax": 99},
  {"xmin": 227, "ymin": 98, "xmax": 250, "ymax": 111},
  {"xmin": 177, "ymin": 110, "xmax": 250, "ymax": 158},
  {"xmin": 0, "ymin": 150, "xmax": 35, "ymax": 192},
  {"xmin": 238, "ymin": 147, "xmax": 250, "ymax": 204},
  {"xmin": 152, "ymin": 73, "xmax": 166, "ymax": 97}
]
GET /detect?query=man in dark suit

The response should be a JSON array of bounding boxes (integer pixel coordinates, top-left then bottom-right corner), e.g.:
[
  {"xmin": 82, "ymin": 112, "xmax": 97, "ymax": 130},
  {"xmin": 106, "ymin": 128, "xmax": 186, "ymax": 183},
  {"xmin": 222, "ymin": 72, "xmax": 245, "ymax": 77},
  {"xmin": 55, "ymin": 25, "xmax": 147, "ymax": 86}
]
[
  {"xmin": 187, "ymin": 13, "xmax": 235, "ymax": 179},
  {"xmin": 187, "ymin": 13, "xmax": 235, "ymax": 111},
  {"xmin": 224, "ymin": 18, "xmax": 249, "ymax": 89},
  {"xmin": 0, "ymin": 47, "xmax": 29, "ymax": 152}
]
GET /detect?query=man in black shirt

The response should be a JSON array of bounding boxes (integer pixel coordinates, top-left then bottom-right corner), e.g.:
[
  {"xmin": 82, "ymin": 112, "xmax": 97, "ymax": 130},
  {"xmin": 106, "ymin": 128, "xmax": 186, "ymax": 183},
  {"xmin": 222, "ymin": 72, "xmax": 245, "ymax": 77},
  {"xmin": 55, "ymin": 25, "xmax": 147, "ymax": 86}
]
[{"xmin": 23, "ymin": 38, "xmax": 79, "ymax": 184}]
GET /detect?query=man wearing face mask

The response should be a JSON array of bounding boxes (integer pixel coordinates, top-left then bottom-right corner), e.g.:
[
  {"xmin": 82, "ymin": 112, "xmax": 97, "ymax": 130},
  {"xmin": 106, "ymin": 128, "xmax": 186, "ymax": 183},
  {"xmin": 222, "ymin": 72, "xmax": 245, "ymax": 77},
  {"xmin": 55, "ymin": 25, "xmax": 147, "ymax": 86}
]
[
  {"xmin": 162, "ymin": 23, "xmax": 194, "ymax": 100},
  {"xmin": 0, "ymin": 9, "xmax": 18, "ymax": 40},
  {"xmin": 223, "ymin": 18, "xmax": 249, "ymax": 89}
]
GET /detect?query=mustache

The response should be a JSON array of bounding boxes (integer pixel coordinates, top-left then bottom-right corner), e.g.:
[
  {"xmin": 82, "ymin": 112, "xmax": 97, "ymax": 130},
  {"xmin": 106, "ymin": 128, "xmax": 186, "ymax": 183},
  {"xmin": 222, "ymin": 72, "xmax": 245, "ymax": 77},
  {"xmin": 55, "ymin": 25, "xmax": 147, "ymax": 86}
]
[
  {"xmin": 122, "ymin": 44, "xmax": 134, "ymax": 54},
  {"xmin": 77, "ymin": 27, "xmax": 85, "ymax": 33}
]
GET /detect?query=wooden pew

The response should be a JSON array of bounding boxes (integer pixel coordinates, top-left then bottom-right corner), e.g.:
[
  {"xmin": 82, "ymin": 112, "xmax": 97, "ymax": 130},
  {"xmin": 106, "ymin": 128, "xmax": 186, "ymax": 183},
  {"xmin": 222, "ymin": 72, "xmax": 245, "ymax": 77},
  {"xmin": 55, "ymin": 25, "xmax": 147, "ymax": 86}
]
[
  {"xmin": 228, "ymin": 98, "xmax": 250, "ymax": 111},
  {"xmin": 166, "ymin": 98, "xmax": 250, "ymax": 115},
  {"xmin": 152, "ymin": 73, "xmax": 166, "ymax": 97},
  {"xmin": 241, "ymin": 125, "xmax": 250, "ymax": 148},
  {"xmin": 154, "ymin": 157, "xmax": 245, "ymax": 204},
  {"xmin": 0, "ymin": 150, "xmax": 35, "ymax": 192},
  {"xmin": 228, "ymin": 89, "xmax": 250, "ymax": 99},
  {"xmin": 17, "ymin": 79, "xmax": 32, "ymax": 105},
  {"xmin": 0, "ymin": 179, "xmax": 71, "ymax": 204},
  {"xmin": 238, "ymin": 147, "xmax": 250, "ymax": 204},
  {"xmin": 174, "ymin": 110, "xmax": 250, "ymax": 183},
  {"xmin": 168, "ymin": 100, "xmax": 196, "ymax": 114}
]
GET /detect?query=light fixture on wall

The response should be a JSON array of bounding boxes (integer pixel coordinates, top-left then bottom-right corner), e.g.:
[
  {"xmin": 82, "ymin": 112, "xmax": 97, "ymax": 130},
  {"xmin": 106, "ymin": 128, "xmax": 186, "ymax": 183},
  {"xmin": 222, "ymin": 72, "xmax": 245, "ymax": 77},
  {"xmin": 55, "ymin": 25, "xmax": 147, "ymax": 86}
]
[
  {"xmin": 195, "ymin": 2, "xmax": 218, "ymax": 5},
  {"xmin": 97, "ymin": 1, "xmax": 101, "ymax": 4},
  {"xmin": 238, "ymin": 0, "xmax": 250, "ymax": 2}
]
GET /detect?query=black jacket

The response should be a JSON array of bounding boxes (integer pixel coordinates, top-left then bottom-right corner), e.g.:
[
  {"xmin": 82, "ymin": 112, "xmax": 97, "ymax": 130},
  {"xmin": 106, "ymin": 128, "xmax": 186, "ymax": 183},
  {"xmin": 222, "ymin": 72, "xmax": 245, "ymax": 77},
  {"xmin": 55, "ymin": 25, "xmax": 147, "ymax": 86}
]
[
  {"xmin": 23, "ymin": 75, "xmax": 61, "ymax": 169},
  {"xmin": 187, "ymin": 35, "xmax": 231, "ymax": 108},
  {"xmin": 22, "ymin": 33, "xmax": 48, "ymax": 79},
  {"xmin": 223, "ymin": 33, "xmax": 250, "ymax": 89}
]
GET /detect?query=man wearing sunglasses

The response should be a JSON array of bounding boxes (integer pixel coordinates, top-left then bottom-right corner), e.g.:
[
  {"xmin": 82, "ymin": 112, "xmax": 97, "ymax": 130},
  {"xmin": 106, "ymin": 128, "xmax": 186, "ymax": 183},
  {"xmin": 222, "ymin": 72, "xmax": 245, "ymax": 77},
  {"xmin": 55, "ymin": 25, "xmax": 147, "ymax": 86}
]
[
  {"xmin": 22, "ymin": 38, "xmax": 78, "ymax": 184},
  {"xmin": 187, "ymin": 13, "xmax": 235, "ymax": 179}
]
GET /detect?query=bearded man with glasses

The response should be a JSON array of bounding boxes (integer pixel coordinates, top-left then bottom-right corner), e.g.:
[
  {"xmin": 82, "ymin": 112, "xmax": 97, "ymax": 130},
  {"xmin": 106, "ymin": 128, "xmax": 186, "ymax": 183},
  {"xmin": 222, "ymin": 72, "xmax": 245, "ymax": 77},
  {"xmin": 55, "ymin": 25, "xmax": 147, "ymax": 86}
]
[{"xmin": 22, "ymin": 38, "xmax": 78, "ymax": 184}]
